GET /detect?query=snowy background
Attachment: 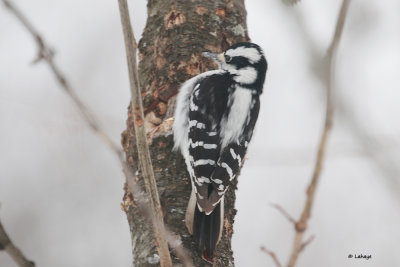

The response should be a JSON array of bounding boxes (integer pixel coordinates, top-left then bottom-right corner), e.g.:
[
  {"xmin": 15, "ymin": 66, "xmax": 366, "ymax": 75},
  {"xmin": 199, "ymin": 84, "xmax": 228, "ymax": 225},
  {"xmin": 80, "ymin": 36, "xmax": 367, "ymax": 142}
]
[{"xmin": 1, "ymin": 0, "xmax": 399, "ymax": 266}]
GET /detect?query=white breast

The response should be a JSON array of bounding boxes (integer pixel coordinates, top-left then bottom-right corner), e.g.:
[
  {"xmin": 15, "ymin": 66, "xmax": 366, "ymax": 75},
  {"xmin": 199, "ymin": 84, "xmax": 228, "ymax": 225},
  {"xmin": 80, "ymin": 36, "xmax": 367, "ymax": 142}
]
[{"xmin": 220, "ymin": 86, "xmax": 252, "ymax": 148}]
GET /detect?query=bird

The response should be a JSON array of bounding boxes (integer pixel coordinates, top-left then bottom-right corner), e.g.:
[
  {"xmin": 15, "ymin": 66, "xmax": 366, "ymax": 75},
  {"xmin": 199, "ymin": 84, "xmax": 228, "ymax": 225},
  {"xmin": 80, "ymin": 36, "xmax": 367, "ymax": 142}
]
[{"xmin": 173, "ymin": 42, "xmax": 267, "ymax": 263}]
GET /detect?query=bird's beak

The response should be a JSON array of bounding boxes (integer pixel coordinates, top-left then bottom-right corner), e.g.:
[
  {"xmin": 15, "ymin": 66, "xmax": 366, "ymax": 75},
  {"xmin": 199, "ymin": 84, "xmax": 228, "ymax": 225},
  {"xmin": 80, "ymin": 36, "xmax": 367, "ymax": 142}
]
[{"xmin": 202, "ymin": 51, "xmax": 225, "ymax": 65}]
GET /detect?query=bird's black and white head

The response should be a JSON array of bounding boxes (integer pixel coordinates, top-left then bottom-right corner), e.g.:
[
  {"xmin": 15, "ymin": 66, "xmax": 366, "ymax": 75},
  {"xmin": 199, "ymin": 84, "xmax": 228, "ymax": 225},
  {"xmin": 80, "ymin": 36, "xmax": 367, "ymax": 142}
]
[{"xmin": 203, "ymin": 42, "xmax": 267, "ymax": 94}]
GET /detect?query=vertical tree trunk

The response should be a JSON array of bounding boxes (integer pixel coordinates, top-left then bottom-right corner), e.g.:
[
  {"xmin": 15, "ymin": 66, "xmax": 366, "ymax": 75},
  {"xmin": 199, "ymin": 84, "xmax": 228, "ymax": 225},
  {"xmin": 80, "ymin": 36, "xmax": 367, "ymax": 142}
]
[{"xmin": 121, "ymin": 1, "xmax": 249, "ymax": 266}]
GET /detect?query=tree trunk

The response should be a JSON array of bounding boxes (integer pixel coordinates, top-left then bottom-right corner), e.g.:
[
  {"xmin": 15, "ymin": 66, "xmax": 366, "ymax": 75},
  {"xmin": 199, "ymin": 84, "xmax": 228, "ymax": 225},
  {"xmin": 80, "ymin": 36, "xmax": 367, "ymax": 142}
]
[{"xmin": 121, "ymin": 1, "xmax": 249, "ymax": 266}]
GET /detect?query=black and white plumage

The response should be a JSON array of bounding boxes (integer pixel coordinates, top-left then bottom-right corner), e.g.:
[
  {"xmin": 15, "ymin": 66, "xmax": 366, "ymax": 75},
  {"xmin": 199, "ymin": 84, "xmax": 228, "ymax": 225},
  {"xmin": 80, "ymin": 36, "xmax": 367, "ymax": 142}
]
[{"xmin": 173, "ymin": 42, "xmax": 267, "ymax": 262}]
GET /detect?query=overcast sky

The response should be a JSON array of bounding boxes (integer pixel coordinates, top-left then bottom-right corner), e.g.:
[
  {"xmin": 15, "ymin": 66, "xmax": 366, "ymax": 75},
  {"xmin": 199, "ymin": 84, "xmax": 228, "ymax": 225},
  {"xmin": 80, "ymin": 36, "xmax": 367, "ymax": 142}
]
[{"xmin": 0, "ymin": 0, "xmax": 399, "ymax": 266}]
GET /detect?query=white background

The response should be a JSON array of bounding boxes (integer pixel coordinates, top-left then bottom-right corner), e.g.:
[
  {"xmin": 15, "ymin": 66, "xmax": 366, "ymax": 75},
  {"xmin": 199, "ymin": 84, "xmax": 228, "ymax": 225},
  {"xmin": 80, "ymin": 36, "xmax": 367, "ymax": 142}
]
[{"xmin": 1, "ymin": 0, "xmax": 399, "ymax": 266}]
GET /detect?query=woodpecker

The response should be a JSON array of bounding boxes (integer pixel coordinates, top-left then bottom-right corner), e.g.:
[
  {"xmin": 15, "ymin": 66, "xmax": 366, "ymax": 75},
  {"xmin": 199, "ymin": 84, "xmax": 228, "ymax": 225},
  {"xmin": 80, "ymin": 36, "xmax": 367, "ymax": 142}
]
[{"xmin": 173, "ymin": 42, "xmax": 267, "ymax": 262}]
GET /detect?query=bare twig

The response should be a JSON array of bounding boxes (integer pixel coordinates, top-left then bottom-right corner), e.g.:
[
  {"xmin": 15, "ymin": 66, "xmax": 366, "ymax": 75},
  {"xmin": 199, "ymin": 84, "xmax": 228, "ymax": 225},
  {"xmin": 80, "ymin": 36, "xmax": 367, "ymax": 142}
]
[
  {"xmin": 286, "ymin": 1, "xmax": 351, "ymax": 267},
  {"xmin": 2, "ymin": 0, "xmax": 123, "ymax": 161},
  {"xmin": 299, "ymin": 235, "xmax": 315, "ymax": 253},
  {"xmin": 117, "ymin": 0, "xmax": 172, "ymax": 266},
  {"xmin": 288, "ymin": 0, "xmax": 400, "ymax": 199},
  {"xmin": 125, "ymin": 177, "xmax": 194, "ymax": 266},
  {"xmin": 261, "ymin": 246, "xmax": 283, "ymax": 267},
  {"xmin": 267, "ymin": 205, "xmax": 314, "ymax": 264},
  {"xmin": 270, "ymin": 203, "xmax": 296, "ymax": 224},
  {"xmin": 282, "ymin": 0, "xmax": 301, "ymax": 6},
  {"xmin": 0, "ymin": 219, "xmax": 35, "ymax": 267},
  {"xmin": 3, "ymin": 0, "xmax": 193, "ymax": 266}
]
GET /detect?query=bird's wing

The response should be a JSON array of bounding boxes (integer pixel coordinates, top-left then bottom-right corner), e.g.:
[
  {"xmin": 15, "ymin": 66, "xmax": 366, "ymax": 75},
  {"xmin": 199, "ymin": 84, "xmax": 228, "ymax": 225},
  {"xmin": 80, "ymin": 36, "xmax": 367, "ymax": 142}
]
[
  {"xmin": 188, "ymin": 73, "xmax": 261, "ymax": 213},
  {"xmin": 206, "ymin": 95, "xmax": 260, "ymax": 211},
  {"xmin": 187, "ymin": 73, "xmax": 232, "ymax": 212}
]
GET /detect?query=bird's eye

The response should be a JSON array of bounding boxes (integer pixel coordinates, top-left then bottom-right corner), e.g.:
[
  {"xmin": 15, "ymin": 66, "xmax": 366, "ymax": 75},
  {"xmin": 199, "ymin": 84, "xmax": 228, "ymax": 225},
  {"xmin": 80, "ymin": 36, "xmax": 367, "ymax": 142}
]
[{"xmin": 224, "ymin": 55, "xmax": 232, "ymax": 63}]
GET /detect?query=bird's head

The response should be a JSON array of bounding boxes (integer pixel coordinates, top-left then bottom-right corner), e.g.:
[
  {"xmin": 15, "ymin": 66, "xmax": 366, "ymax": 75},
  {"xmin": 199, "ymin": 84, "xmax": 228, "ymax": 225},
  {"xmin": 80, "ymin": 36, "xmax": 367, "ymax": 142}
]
[{"xmin": 203, "ymin": 42, "xmax": 267, "ymax": 93}]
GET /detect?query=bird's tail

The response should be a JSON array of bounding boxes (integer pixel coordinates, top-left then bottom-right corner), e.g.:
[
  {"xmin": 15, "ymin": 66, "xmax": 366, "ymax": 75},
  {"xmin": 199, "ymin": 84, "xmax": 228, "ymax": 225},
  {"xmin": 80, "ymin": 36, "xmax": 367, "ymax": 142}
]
[{"xmin": 185, "ymin": 189, "xmax": 224, "ymax": 263}]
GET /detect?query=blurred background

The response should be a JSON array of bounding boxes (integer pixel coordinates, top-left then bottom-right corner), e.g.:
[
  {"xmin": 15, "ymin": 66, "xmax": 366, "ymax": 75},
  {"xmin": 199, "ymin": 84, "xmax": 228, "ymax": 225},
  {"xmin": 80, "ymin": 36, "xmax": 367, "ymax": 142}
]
[{"xmin": 0, "ymin": 0, "xmax": 399, "ymax": 266}]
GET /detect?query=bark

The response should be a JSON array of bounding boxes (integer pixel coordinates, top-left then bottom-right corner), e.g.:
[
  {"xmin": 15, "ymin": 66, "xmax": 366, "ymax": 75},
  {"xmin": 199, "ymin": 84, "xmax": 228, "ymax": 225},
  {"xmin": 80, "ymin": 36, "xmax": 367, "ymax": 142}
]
[{"xmin": 121, "ymin": 1, "xmax": 249, "ymax": 266}]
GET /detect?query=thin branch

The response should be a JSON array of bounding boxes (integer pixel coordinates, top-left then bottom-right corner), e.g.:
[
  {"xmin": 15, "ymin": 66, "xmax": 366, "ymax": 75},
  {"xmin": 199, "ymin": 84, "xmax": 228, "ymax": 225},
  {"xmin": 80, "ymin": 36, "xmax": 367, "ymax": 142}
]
[
  {"xmin": 261, "ymin": 246, "xmax": 283, "ymax": 267},
  {"xmin": 289, "ymin": 0, "xmax": 400, "ymax": 198},
  {"xmin": 299, "ymin": 235, "xmax": 315, "ymax": 253},
  {"xmin": 125, "ymin": 176, "xmax": 194, "ymax": 266},
  {"xmin": 2, "ymin": 0, "xmax": 123, "ymax": 161},
  {"xmin": 286, "ymin": 1, "xmax": 351, "ymax": 267},
  {"xmin": 282, "ymin": 0, "xmax": 301, "ymax": 6},
  {"xmin": 270, "ymin": 203, "xmax": 296, "ymax": 224},
  {"xmin": 0, "ymin": 219, "xmax": 35, "ymax": 267},
  {"xmin": 117, "ymin": 0, "xmax": 172, "ymax": 266},
  {"xmin": 3, "ymin": 0, "xmax": 193, "ymax": 266}
]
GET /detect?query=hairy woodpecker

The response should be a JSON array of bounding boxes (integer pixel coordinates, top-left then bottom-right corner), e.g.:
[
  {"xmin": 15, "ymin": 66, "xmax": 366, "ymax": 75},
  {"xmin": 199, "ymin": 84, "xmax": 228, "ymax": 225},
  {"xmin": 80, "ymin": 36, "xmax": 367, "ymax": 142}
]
[{"xmin": 173, "ymin": 42, "xmax": 267, "ymax": 262}]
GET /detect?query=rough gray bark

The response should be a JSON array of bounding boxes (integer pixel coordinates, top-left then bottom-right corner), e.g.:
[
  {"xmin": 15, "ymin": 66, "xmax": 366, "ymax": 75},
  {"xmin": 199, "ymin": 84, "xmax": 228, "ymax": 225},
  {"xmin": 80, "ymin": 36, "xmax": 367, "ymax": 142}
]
[
  {"xmin": 121, "ymin": 1, "xmax": 249, "ymax": 266},
  {"xmin": 118, "ymin": 0, "xmax": 173, "ymax": 265}
]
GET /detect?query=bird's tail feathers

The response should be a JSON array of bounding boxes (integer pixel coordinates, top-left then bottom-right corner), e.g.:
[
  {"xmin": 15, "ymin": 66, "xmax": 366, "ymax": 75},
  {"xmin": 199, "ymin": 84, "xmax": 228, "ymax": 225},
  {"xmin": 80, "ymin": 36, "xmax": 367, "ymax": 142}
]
[
  {"xmin": 185, "ymin": 188, "xmax": 197, "ymax": 235},
  {"xmin": 186, "ymin": 189, "xmax": 224, "ymax": 263}
]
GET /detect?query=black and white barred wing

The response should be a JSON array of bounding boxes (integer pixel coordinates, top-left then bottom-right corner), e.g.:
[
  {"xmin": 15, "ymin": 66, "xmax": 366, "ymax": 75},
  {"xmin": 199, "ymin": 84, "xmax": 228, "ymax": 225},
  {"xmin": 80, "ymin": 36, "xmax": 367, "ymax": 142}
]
[
  {"xmin": 206, "ymin": 95, "xmax": 260, "ymax": 210},
  {"xmin": 188, "ymin": 74, "xmax": 261, "ymax": 213},
  {"xmin": 187, "ymin": 73, "xmax": 233, "ymax": 213}
]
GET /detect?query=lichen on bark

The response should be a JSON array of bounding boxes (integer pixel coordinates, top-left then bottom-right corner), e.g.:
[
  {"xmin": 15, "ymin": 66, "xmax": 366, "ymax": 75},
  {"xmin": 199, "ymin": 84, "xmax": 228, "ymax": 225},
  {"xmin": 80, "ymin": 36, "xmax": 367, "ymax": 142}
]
[{"xmin": 122, "ymin": 0, "xmax": 249, "ymax": 266}]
